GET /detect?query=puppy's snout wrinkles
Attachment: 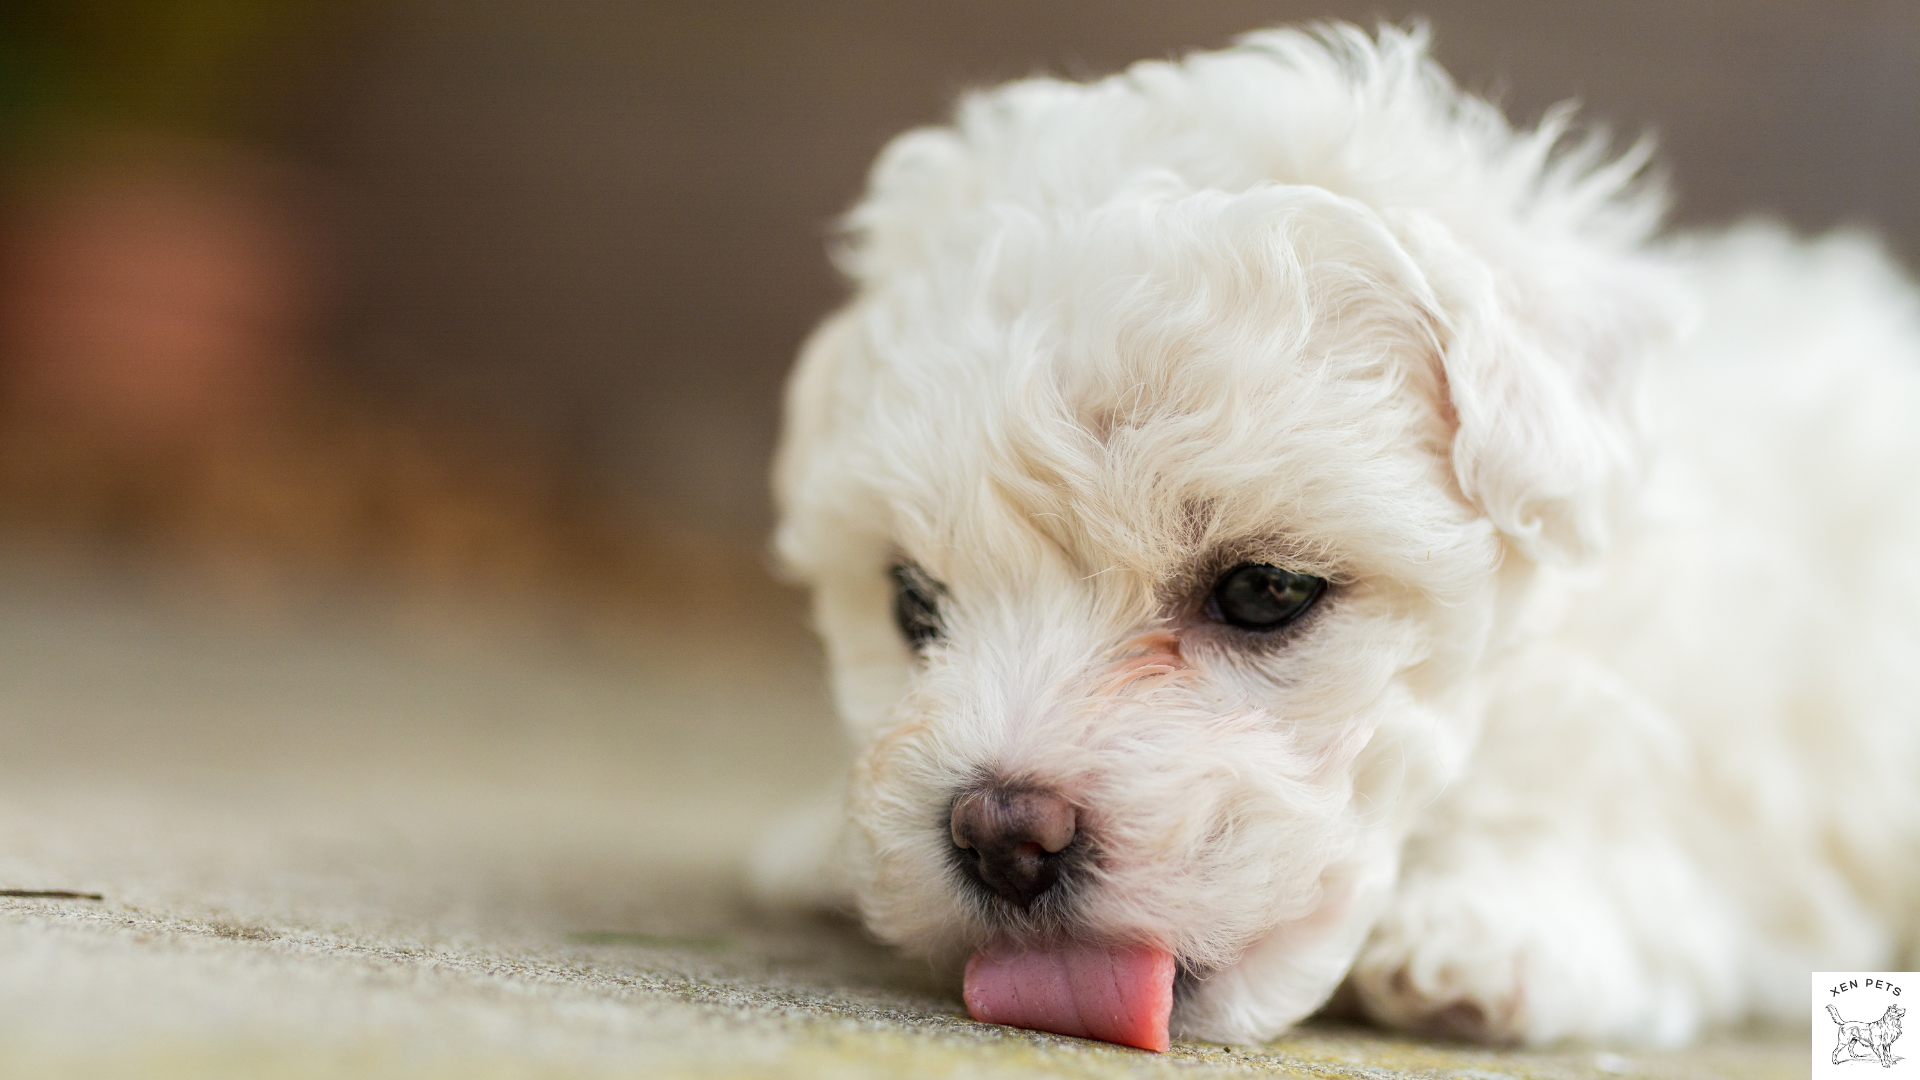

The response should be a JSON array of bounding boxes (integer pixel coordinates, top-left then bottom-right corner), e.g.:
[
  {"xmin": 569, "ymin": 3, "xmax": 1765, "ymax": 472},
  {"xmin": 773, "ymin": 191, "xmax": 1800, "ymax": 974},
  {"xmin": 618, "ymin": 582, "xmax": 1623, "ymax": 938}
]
[{"xmin": 950, "ymin": 787, "xmax": 1077, "ymax": 908}]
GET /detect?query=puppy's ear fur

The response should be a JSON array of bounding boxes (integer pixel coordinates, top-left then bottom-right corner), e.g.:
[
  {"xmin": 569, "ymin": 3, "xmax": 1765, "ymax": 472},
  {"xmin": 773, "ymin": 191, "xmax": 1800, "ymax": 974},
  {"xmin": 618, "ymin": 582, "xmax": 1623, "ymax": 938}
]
[{"xmin": 1392, "ymin": 133, "xmax": 1683, "ymax": 566}]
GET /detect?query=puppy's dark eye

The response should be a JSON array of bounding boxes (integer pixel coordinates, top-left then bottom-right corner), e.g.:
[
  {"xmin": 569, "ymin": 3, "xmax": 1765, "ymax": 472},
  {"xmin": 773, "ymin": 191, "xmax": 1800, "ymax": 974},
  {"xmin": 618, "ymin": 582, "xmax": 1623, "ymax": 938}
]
[
  {"xmin": 1206, "ymin": 563, "xmax": 1325, "ymax": 631},
  {"xmin": 890, "ymin": 562, "xmax": 945, "ymax": 650}
]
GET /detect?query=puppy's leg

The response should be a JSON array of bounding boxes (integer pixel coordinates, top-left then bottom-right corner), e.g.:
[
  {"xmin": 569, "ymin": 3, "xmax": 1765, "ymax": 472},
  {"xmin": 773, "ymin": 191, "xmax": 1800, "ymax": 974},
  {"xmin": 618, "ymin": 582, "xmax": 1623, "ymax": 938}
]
[
  {"xmin": 746, "ymin": 782, "xmax": 859, "ymax": 912},
  {"xmin": 1348, "ymin": 824, "xmax": 1742, "ymax": 1046},
  {"xmin": 1348, "ymin": 657, "xmax": 1744, "ymax": 1046}
]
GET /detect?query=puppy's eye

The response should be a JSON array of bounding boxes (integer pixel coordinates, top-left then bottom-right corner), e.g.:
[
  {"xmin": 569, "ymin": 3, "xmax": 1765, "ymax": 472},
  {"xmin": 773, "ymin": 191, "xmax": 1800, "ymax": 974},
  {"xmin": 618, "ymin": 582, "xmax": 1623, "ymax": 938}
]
[
  {"xmin": 1206, "ymin": 563, "xmax": 1325, "ymax": 631},
  {"xmin": 889, "ymin": 562, "xmax": 945, "ymax": 650}
]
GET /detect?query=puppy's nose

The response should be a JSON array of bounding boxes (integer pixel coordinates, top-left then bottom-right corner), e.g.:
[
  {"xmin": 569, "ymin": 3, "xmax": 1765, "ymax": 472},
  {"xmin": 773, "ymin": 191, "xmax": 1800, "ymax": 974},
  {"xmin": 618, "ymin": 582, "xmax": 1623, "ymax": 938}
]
[{"xmin": 950, "ymin": 786, "xmax": 1077, "ymax": 908}]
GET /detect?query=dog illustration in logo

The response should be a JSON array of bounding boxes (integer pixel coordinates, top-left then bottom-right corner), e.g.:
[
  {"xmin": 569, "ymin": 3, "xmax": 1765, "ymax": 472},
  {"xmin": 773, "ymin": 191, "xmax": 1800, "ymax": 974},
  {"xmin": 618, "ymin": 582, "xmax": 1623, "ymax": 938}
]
[{"xmin": 1829, "ymin": 1003, "xmax": 1906, "ymax": 1067}]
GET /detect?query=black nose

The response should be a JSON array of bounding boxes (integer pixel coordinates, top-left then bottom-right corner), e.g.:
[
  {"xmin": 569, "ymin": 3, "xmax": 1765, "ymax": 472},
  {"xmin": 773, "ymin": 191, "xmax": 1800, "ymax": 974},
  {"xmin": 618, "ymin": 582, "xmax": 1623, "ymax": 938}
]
[{"xmin": 949, "ymin": 786, "xmax": 1077, "ymax": 908}]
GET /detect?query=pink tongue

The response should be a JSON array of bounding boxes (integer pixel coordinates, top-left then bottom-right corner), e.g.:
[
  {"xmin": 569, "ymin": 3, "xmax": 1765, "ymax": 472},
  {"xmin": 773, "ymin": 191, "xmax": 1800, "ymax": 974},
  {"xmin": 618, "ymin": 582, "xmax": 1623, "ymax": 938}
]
[{"xmin": 963, "ymin": 941, "xmax": 1176, "ymax": 1052}]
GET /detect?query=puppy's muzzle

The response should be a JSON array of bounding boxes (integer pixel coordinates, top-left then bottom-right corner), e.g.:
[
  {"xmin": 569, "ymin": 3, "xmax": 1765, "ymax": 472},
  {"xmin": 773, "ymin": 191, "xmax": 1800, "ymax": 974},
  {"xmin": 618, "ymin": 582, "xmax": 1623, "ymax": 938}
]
[{"xmin": 950, "ymin": 786, "xmax": 1077, "ymax": 908}]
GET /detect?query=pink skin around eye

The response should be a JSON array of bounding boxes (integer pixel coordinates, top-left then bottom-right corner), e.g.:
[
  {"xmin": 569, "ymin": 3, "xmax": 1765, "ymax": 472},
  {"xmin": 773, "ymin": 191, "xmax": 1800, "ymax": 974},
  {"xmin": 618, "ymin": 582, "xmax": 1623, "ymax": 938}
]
[{"xmin": 1097, "ymin": 631, "xmax": 1187, "ymax": 694}]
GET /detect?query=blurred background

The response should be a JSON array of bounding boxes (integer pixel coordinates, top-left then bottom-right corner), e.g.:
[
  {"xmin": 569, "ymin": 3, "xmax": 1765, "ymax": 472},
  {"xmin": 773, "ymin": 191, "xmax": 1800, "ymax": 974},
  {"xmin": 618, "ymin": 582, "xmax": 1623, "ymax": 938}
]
[{"xmin": 0, "ymin": 0, "xmax": 1916, "ymax": 619}]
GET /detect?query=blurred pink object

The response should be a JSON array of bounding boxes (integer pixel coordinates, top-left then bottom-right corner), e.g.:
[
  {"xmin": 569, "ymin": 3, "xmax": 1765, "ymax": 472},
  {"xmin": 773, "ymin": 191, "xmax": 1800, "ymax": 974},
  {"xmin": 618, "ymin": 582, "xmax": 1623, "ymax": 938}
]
[{"xmin": 0, "ymin": 148, "xmax": 324, "ymax": 447}]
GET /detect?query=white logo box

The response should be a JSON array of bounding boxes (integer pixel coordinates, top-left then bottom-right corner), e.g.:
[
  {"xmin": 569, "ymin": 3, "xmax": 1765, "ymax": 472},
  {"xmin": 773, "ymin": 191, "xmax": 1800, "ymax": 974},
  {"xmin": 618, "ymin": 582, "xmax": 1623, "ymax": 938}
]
[{"xmin": 1814, "ymin": 971, "xmax": 1913, "ymax": 1075}]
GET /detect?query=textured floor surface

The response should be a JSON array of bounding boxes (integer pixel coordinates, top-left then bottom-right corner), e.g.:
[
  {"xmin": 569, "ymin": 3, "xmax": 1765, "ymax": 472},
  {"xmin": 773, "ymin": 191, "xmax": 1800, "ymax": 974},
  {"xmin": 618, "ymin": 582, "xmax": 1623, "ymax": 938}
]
[{"xmin": 0, "ymin": 551, "xmax": 1802, "ymax": 1079}]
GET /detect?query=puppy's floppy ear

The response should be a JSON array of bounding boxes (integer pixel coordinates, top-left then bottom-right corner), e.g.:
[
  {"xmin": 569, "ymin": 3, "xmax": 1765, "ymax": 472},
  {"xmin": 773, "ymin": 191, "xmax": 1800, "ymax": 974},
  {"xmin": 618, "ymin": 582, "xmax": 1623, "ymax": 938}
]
[
  {"xmin": 772, "ymin": 304, "xmax": 878, "ymax": 581},
  {"xmin": 1391, "ymin": 206, "xmax": 1683, "ymax": 565}
]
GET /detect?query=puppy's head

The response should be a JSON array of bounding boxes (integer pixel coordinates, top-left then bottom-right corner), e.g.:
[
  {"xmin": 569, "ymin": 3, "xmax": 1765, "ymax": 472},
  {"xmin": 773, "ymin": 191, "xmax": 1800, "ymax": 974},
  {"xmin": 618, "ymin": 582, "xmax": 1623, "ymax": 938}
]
[{"xmin": 773, "ymin": 26, "xmax": 1677, "ymax": 1041}]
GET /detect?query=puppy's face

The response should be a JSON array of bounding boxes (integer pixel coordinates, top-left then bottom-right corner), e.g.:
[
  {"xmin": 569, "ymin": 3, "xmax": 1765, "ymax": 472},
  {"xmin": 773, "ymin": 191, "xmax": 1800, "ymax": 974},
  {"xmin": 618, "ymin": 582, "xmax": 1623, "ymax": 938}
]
[{"xmin": 778, "ymin": 184, "xmax": 1527, "ymax": 1027}]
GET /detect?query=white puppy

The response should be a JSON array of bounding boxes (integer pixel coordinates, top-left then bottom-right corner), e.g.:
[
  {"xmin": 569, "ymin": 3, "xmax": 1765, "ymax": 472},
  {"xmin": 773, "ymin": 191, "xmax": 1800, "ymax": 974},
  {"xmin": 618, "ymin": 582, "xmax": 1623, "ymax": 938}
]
[{"xmin": 751, "ymin": 23, "xmax": 1920, "ymax": 1050}]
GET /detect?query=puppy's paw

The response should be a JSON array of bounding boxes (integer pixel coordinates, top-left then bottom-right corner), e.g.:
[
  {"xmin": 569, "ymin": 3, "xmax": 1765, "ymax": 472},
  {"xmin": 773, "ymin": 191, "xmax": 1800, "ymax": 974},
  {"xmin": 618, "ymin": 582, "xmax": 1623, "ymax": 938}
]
[
  {"xmin": 1346, "ymin": 877, "xmax": 1531, "ymax": 1043},
  {"xmin": 746, "ymin": 784, "xmax": 858, "ymax": 912},
  {"xmin": 1346, "ymin": 861, "xmax": 1655, "ymax": 1045}
]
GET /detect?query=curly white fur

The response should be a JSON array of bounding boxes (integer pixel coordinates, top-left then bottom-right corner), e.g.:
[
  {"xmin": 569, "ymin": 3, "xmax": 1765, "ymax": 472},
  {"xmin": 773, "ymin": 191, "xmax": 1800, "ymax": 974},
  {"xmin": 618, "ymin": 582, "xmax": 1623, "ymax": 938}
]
[{"xmin": 749, "ymin": 23, "xmax": 1920, "ymax": 1047}]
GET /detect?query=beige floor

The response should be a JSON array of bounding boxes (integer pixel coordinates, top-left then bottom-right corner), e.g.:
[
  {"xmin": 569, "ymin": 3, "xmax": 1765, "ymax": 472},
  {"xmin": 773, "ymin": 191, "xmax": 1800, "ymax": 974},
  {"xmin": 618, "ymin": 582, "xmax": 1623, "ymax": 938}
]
[{"xmin": 0, "ymin": 548, "xmax": 1801, "ymax": 1078}]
